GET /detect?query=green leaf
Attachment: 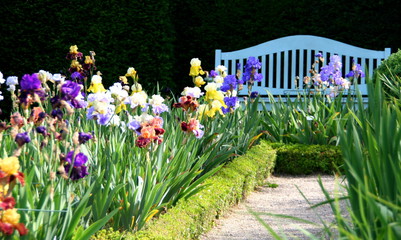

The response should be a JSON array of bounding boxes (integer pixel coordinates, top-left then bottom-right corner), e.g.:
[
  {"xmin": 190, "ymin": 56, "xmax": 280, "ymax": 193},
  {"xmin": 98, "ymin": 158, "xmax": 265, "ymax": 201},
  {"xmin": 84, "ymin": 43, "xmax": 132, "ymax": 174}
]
[{"xmin": 76, "ymin": 208, "xmax": 119, "ymax": 240}]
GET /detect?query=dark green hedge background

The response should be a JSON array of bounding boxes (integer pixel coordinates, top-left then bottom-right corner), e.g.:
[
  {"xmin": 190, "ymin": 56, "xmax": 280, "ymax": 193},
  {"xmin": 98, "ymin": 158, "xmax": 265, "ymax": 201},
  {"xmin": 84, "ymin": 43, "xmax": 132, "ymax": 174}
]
[{"xmin": 0, "ymin": 0, "xmax": 400, "ymax": 115}]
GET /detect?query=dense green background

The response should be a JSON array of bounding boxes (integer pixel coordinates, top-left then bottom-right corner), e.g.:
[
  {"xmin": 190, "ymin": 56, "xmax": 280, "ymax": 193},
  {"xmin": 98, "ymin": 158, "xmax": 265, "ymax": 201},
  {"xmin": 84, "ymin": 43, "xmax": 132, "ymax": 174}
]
[{"xmin": 0, "ymin": 0, "xmax": 400, "ymax": 116}]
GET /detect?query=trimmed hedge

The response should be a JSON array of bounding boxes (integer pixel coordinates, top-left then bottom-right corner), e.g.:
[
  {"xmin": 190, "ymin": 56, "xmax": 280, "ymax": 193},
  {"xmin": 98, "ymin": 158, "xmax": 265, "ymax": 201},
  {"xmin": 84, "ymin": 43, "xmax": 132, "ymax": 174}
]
[
  {"xmin": 91, "ymin": 140, "xmax": 276, "ymax": 239},
  {"xmin": 269, "ymin": 142, "xmax": 343, "ymax": 175},
  {"xmin": 91, "ymin": 141, "xmax": 343, "ymax": 239}
]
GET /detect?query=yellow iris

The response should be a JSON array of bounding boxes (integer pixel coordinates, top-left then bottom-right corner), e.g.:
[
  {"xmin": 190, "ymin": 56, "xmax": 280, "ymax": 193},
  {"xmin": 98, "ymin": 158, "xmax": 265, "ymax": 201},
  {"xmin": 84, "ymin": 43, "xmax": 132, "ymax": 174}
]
[
  {"xmin": 70, "ymin": 45, "xmax": 79, "ymax": 54},
  {"xmin": 87, "ymin": 75, "xmax": 106, "ymax": 93},
  {"xmin": 189, "ymin": 66, "xmax": 205, "ymax": 77},
  {"xmin": 205, "ymin": 90, "xmax": 225, "ymax": 105},
  {"xmin": 84, "ymin": 56, "xmax": 93, "ymax": 64},
  {"xmin": 1, "ymin": 209, "xmax": 21, "ymax": 225},
  {"xmin": 115, "ymin": 103, "xmax": 127, "ymax": 114},
  {"xmin": 0, "ymin": 156, "xmax": 20, "ymax": 175},
  {"xmin": 119, "ymin": 76, "xmax": 129, "ymax": 85},
  {"xmin": 70, "ymin": 60, "xmax": 82, "ymax": 70},
  {"xmin": 126, "ymin": 67, "xmax": 137, "ymax": 78},
  {"xmin": 87, "ymin": 83, "xmax": 106, "ymax": 93},
  {"xmin": 206, "ymin": 100, "xmax": 225, "ymax": 117},
  {"xmin": 193, "ymin": 76, "xmax": 206, "ymax": 87}
]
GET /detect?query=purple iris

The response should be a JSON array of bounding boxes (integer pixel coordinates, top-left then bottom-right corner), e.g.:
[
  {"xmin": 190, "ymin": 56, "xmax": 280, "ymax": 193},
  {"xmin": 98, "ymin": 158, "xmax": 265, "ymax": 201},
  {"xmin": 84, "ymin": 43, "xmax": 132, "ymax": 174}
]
[
  {"xmin": 66, "ymin": 151, "xmax": 88, "ymax": 166},
  {"xmin": 98, "ymin": 112, "xmax": 113, "ymax": 125},
  {"xmin": 70, "ymin": 98, "xmax": 87, "ymax": 109},
  {"xmin": 236, "ymin": 63, "xmax": 242, "ymax": 71},
  {"xmin": 221, "ymin": 75, "xmax": 238, "ymax": 92},
  {"xmin": 15, "ymin": 132, "xmax": 31, "ymax": 147},
  {"xmin": 152, "ymin": 104, "xmax": 169, "ymax": 115},
  {"xmin": 38, "ymin": 112, "xmax": 47, "ymax": 121},
  {"xmin": 78, "ymin": 132, "xmax": 93, "ymax": 144},
  {"xmin": 61, "ymin": 81, "xmax": 81, "ymax": 100},
  {"xmin": 51, "ymin": 109, "xmax": 64, "ymax": 120},
  {"xmin": 315, "ymin": 52, "xmax": 323, "ymax": 58},
  {"xmin": 60, "ymin": 81, "xmax": 86, "ymax": 108},
  {"xmin": 250, "ymin": 91, "xmax": 259, "ymax": 99},
  {"xmin": 64, "ymin": 151, "xmax": 89, "ymax": 180},
  {"xmin": 71, "ymin": 72, "xmax": 85, "ymax": 82},
  {"xmin": 19, "ymin": 73, "xmax": 46, "ymax": 105},
  {"xmin": 210, "ymin": 70, "xmax": 218, "ymax": 78},
  {"xmin": 64, "ymin": 164, "xmax": 88, "ymax": 180},
  {"xmin": 128, "ymin": 120, "xmax": 142, "ymax": 135},
  {"xmin": 345, "ymin": 63, "xmax": 365, "ymax": 79},
  {"xmin": 329, "ymin": 55, "xmax": 342, "ymax": 70},
  {"xmin": 334, "ymin": 75, "xmax": 344, "ymax": 85},
  {"xmin": 20, "ymin": 73, "xmax": 41, "ymax": 91},
  {"xmin": 319, "ymin": 55, "xmax": 344, "ymax": 86},
  {"xmin": 225, "ymin": 96, "xmax": 237, "ymax": 107},
  {"xmin": 319, "ymin": 65, "xmax": 332, "ymax": 82},
  {"xmin": 50, "ymin": 96, "xmax": 61, "ymax": 109},
  {"xmin": 345, "ymin": 72, "xmax": 354, "ymax": 78},
  {"xmin": 253, "ymin": 73, "xmax": 263, "ymax": 82},
  {"xmin": 242, "ymin": 57, "xmax": 263, "ymax": 83},
  {"xmin": 244, "ymin": 57, "xmax": 262, "ymax": 70},
  {"xmin": 36, "ymin": 126, "xmax": 48, "ymax": 136},
  {"xmin": 222, "ymin": 96, "xmax": 238, "ymax": 114}
]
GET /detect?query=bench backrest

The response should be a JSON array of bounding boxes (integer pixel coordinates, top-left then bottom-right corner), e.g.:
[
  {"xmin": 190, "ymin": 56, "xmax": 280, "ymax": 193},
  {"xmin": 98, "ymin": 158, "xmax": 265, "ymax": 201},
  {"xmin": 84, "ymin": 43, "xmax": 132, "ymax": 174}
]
[{"xmin": 215, "ymin": 35, "xmax": 391, "ymax": 96}]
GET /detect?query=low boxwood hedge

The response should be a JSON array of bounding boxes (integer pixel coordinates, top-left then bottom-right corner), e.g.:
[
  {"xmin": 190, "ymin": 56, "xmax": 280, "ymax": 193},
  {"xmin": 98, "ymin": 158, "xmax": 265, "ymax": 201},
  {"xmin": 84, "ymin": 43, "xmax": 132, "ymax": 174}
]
[
  {"xmin": 269, "ymin": 142, "xmax": 343, "ymax": 175},
  {"xmin": 91, "ymin": 141, "xmax": 343, "ymax": 239},
  {"xmin": 91, "ymin": 140, "xmax": 276, "ymax": 239}
]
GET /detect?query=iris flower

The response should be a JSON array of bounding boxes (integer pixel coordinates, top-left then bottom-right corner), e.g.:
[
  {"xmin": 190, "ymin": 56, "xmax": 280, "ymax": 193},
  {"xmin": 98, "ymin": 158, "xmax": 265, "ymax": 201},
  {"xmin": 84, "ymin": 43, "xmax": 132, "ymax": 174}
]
[
  {"xmin": 180, "ymin": 118, "xmax": 204, "ymax": 138},
  {"xmin": 18, "ymin": 73, "xmax": 46, "ymax": 108},
  {"xmin": 221, "ymin": 96, "xmax": 238, "ymax": 114},
  {"xmin": 149, "ymin": 95, "xmax": 169, "ymax": 115},
  {"xmin": 64, "ymin": 151, "xmax": 89, "ymax": 180},
  {"xmin": 0, "ymin": 156, "xmax": 25, "ymax": 187},
  {"xmin": 242, "ymin": 57, "xmax": 263, "ymax": 83},
  {"xmin": 78, "ymin": 132, "xmax": 93, "ymax": 144},
  {"xmin": 318, "ymin": 55, "xmax": 345, "ymax": 87},
  {"xmin": 15, "ymin": 132, "xmax": 30, "ymax": 147},
  {"xmin": 0, "ymin": 207, "xmax": 28, "ymax": 236},
  {"xmin": 189, "ymin": 58, "xmax": 205, "ymax": 77},
  {"xmin": 181, "ymin": 87, "xmax": 203, "ymax": 99},
  {"xmin": 220, "ymin": 75, "xmax": 238, "ymax": 92},
  {"xmin": 87, "ymin": 75, "xmax": 106, "ymax": 93},
  {"xmin": 173, "ymin": 96, "xmax": 199, "ymax": 112}
]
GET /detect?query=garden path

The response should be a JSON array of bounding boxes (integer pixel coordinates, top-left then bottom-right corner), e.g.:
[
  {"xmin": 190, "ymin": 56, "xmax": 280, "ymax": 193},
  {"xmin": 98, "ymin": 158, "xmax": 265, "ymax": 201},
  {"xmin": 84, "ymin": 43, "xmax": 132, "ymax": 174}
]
[{"xmin": 200, "ymin": 174, "xmax": 345, "ymax": 240}]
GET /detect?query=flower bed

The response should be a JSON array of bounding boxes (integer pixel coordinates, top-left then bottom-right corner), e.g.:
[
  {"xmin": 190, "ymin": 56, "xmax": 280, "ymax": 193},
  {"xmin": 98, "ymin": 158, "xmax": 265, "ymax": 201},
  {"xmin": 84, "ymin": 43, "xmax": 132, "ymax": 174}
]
[{"xmin": 0, "ymin": 47, "xmax": 265, "ymax": 238}]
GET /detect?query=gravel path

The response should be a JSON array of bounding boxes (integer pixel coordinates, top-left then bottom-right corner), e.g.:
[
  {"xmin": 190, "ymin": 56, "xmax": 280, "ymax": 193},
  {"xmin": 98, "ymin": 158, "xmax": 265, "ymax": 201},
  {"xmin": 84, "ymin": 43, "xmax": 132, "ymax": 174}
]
[{"xmin": 201, "ymin": 174, "xmax": 346, "ymax": 240}]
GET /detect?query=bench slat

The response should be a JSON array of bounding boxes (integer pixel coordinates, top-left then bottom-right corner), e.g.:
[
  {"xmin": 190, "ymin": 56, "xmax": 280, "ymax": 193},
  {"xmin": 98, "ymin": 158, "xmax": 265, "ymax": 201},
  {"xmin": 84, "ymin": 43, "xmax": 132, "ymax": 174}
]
[
  {"xmin": 291, "ymin": 50, "xmax": 297, "ymax": 89},
  {"xmin": 261, "ymin": 55, "xmax": 266, "ymax": 88},
  {"xmin": 284, "ymin": 51, "xmax": 289, "ymax": 89},
  {"xmin": 276, "ymin": 52, "xmax": 281, "ymax": 89},
  {"xmin": 269, "ymin": 54, "xmax": 274, "ymax": 88}
]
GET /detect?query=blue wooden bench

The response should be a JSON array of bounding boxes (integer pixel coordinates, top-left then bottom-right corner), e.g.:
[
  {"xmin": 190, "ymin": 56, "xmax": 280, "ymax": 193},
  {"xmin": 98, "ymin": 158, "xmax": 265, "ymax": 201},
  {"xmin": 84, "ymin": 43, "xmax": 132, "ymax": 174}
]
[{"xmin": 215, "ymin": 35, "xmax": 391, "ymax": 98}]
